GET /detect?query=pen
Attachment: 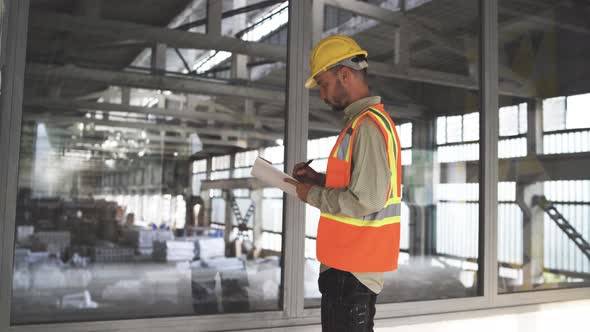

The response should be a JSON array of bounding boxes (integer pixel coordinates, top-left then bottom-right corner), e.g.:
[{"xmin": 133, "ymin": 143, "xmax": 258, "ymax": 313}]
[{"xmin": 304, "ymin": 159, "xmax": 314, "ymax": 166}]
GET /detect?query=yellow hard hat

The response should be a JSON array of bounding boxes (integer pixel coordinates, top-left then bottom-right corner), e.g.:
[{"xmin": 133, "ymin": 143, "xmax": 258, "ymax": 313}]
[{"xmin": 305, "ymin": 35, "xmax": 368, "ymax": 89}]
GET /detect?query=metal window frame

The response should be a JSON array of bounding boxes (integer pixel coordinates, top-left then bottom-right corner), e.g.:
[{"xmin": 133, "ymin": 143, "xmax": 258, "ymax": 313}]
[
  {"xmin": 480, "ymin": 0, "xmax": 500, "ymax": 305},
  {"xmin": 0, "ymin": 0, "xmax": 588, "ymax": 331},
  {"xmin": 1, "ymin": 0, "xmax": 30, "ymax": 329},
  {"xmin": 282, "ymin": 0, "xmax": 311, "ymax": 319}
]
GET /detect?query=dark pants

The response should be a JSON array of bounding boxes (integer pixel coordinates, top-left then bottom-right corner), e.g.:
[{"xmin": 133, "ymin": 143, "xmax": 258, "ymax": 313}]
[{"xmin": 318, "ymin": 268, "xmax": 377, "ymax": 332}]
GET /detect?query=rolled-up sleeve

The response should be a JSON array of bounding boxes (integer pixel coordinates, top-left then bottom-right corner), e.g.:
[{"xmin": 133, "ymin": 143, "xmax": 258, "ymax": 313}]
[{"xmin": 306, "ymin": 118, "xmax": 391, "ymax": 217}]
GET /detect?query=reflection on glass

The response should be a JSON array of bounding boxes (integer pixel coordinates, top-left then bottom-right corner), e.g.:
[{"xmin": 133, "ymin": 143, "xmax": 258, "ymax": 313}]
[
  {"xmin": 304, "ymin": 0, "xmax": 481, "ymax": 307},
  {"xmin": 497, "ymin": 0, "xmax": 590, "ymax": 293},
  {"xmin": 12, "ymin": 0, "xmax": 289, "ymax": 324}
]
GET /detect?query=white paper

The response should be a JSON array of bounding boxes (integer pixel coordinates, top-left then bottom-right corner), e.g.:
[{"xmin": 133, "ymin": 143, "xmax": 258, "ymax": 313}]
[{"xmin": 251, "ymin": 157, "xmax": 299, "ymax": 197}]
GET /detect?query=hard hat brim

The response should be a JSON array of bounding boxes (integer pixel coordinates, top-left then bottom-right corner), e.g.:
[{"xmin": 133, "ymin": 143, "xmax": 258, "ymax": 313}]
[{"xmin": 305, "ymin": 76, "xmax": 317, "ymax": 89}]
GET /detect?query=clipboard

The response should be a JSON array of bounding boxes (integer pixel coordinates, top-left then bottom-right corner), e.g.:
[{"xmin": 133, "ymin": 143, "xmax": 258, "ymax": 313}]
[{"xmin": 250, "ymin": 157, "xmax": 299, "ymax": 197}]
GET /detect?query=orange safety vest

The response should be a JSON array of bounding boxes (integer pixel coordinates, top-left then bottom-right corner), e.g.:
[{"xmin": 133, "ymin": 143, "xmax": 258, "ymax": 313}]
[{"xmin": 316, "ymin": 103, "xmax": 402, "ymax": 272}]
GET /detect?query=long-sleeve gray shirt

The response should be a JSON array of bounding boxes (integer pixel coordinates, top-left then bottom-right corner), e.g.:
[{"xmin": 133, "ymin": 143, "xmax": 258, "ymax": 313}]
[{"xmin": 306, "ymin": 96, "xmax": 391, "ymax": 294}]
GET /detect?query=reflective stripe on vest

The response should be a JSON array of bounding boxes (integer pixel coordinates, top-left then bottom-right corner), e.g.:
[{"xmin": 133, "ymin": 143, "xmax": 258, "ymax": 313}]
[
  {"xmin": 364, "ymin": 107, "xmax": 401, "ymax": 199},
  {"xmin": 320, "ymin": 202, "xmax": 401, "ymax": 227},
  {"xmin": 330, "ymin": 106, "xmax": 402, "ymax": 198},
  {"xmin": 334, "ymin": 127, "xmax": 353, "ymax": 161},
  {"xmin": 317, "ymin": 103, "xmax": 402, "ymax": 272}
]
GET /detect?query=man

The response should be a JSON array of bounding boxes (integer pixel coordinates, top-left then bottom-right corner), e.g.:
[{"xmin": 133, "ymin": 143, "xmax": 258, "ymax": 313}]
[{"xmin": 285, "ymin": 35, "xmax": 402, "ymax": 332}]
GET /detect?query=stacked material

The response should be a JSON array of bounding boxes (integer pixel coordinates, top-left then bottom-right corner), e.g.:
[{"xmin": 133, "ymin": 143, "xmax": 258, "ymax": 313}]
[
  {"xmin": 92, "ymin": 243, "xmax": 134, "ymax": 263},
  {"xmin": 122, "ymin": 227, "xmax": 153, "ymax": 254},
  {"xmin": 196, "ymin": 237, "xmax": 225, "ymax": 260},
  {"xmin": 27, "ymin": 251, "xmax": 50, "ymax": 264},
  {"xmin": 175, "ymin": 237, "xmax": 202, "ymax": 260},
  {"xmin": 16, "ymin": 225, "xmax": 34, "ymax": 243},
  {"xmin": 200, "ymin": 257, "xmax": 245, "ymax": 271},
  {"xmin": 33, "ymin": 231, "xmax": 70, "ymax": 254},
  {"xmin": 198, "ymin": 257, "xmax": 249, "ymax": 313},
  {"xmin": 190, "ymin": 261, "xmax": 218, "ymax": 314},
  {"xmin": 14, "ymin": 248, "xmax": 31, "ymax": 267},
  {"xmin": 122, "ymin": 227, "xmax": 174, "ymax": 255},
  {"xmin": 155, "ymin": 230, "xmax": 174, "ymax": 241},
  {"xmin": 152, "ymin": 240, "xmax": 195, "ymax": 262}
]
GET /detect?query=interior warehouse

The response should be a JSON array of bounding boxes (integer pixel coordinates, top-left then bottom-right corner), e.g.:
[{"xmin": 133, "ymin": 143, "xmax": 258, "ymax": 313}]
[{"xmin": 0, "ymin": 0, "xmax": 589, "ymax": 331}]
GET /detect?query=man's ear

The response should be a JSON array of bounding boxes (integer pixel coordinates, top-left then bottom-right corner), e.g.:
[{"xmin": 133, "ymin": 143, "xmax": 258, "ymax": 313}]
[{"xmin": 337, "ymin": 67, "xmax": 348, "ymax": 83}]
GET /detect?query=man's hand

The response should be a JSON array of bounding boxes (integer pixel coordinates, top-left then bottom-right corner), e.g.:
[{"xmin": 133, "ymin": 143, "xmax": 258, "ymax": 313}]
[
  {"xmin": 292, "ymin": 162, "xmax": 323, "ymax": 185},
  {"xmin": 284, "ymin": 178, "xmax": 313, "ymax": 202}
]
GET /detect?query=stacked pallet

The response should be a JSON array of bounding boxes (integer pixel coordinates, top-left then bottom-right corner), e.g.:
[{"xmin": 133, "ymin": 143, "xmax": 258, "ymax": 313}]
[
  {"xmin": 152, "ymin": 240, "xmax": 195, "ymax": 262},
  {"xmin": 92, "ymin": 243, "xmax": 135, "ymax": 263},
  {"xmin": 196, "ymin": 237, "xmax": 225, "ymax": 260},
  {"xmin": 33, "ymin": 231, "xmax": 70, "ymax": 255},
  {"xmin": 122, "ymin": 227, "xmax": 174, "ymax": 255}
]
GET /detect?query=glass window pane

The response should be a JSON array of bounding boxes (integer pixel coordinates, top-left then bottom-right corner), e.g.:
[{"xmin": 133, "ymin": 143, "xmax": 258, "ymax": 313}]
[
  {"xmin": 304, "ymin": 0, "xmax": 481, "ymax": 307},
  {"xmin": 437, "ymin": 117, "xmax": 446, "ymax": 145},
  {"xmin": 446, "ymin": 115, "xmax": 463, "ymax": 143},
  {"xmin": 497, "ymin": 0, "xmax": 590, "ymax": 293},
  {"xmin": 398, "ymin": 123, "xmax": 412, "ymax": 149},
  {"xmin": 463, "ymin": 112, "xmax": 480, "ymax": 141},
  {"xmin": 566, "ymin": 93, "xmax": 590, "ymax": 130},
  {"xmin": 12, "ymin": 0, "xmax": 289, "ymax": 324},
  {"xmin": 518, "ymin": 102, "xmax": 528, "ymax": 134},
  {"xmin": 543, "ymin": 97, "xmax": 566, "ymax": 132},
  {"xmin": 499, "ymin": 105, "xmax": 518, "ymax": 137}
]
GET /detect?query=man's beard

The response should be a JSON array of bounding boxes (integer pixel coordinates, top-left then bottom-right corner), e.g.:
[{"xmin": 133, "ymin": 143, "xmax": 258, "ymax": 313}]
[
  {"xmin": 323, "ymin": 99, "xmax": 345, "ymax": 112},
  {"xmin": 331, "ymin": 104, "xmax": 345, "ymax": 112},
  {"xmin": 327, "ymin": 80, "xmax": 347, "ymax": 112}
]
